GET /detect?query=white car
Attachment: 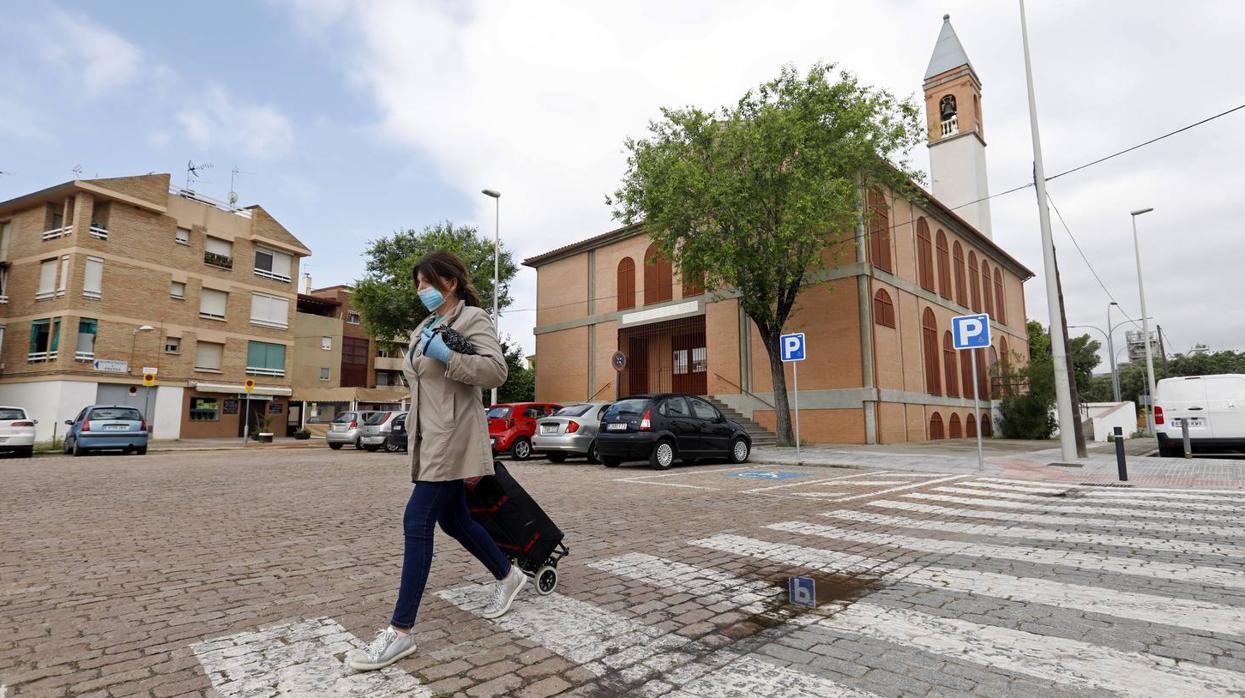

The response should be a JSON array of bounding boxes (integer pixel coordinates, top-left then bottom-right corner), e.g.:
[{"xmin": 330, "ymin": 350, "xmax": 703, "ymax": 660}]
[
  {"xmin": 1154, "ymin": 374, "xmax": 1245, "ymax": 457},
  {"xmin": 0, "ymin": 406, "xmax": 37, "ymax": 458}
]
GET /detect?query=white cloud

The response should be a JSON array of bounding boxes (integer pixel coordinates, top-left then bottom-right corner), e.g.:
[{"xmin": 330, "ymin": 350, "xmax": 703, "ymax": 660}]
[
  {"xmin": 176, "ymin": 86, "xmax": 295, "ymax": 159},
  {"xmin": 284, "ymin": 0, "xmax": 1245, "ymax": 357},
  {"xmin": 41, "ymin": 9, "xmax": 141, "ymax": 98}
]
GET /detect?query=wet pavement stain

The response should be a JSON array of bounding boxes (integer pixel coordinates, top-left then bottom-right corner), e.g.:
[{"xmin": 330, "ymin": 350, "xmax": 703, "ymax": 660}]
[{"xmin": 726, "ymin": 570, "xmax": 882, "ymax": 638}]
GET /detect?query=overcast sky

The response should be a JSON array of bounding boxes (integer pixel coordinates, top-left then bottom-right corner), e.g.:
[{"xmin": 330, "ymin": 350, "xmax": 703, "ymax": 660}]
[{"xmin": 2, "ymin": 1, "xmax": 1242, "ymax": 366}]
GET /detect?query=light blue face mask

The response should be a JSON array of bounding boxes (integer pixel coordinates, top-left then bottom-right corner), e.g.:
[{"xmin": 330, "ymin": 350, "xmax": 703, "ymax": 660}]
[{"xmin": 418, "ymin": 286, "xmax": 444, "ymax": 312}]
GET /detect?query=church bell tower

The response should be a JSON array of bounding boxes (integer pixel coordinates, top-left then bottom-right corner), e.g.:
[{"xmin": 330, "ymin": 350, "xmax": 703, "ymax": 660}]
[{"xmin": 924, "ymin": 14, "xmax": 993, "ymax": 238}]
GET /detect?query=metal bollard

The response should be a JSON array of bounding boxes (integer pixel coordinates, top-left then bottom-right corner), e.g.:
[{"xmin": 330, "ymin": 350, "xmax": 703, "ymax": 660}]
[
  {"xmin": 1114, "ymin": 426, "xmax": 1128, "ymax": 481},
  {"xmin": 1182, "ymin": 419, "xmax": 1192, "ymax": 459}
]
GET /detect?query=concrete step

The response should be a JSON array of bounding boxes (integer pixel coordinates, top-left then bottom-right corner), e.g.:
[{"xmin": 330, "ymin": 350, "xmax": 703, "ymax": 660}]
[{"xmin": 704, "ymin": 396, "xmax": 780, "ymax": 446}]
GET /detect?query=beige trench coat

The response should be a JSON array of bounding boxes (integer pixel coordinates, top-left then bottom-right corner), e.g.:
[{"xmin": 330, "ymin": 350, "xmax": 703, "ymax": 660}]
[{"xmin": 402, "ymin": 300, "xmax": 508, "ymax": 482}]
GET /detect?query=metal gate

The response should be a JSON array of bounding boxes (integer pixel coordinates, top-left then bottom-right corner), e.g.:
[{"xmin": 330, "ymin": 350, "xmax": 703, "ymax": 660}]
[{"xmin": 617, "ymin": 316, "xmax": 707, "ymax": 396}]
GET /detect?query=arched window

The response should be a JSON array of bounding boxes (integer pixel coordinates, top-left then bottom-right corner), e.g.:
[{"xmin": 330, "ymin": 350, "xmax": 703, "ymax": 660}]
[
  {"xmin": 873, "ymin": 289, "xmax": 896, "ymax": 328},
  {"xmin": 989, "ymin": 346, "xmax": 1001, "ymax": 399},
  {"xmin": 916, "ymin": 218, "xmax": 934, "ymax": 292},
  {"xmin": 939, "ymin": 95, "xmax": 957, "ymax": 120},
  {"xmin": 968, "ymin": 252, "xmax": 981, "ymax": 312},
  {"xmin": 681, "ymin": 269, "xmax": 705, "ymax": 298},
  {"xmin": 981, "ymin": 414, "xmax": 992, "ymax": 437},
  {"xmin": 993, "ymin": 268, "xmax": 1007, "ymax": 324},
  {"xmin": 643, "ymin": 244, "xmax": 673, "ymax": 305},
  {"xmin": 943, "ymin": 331, "xmax": 959, "ymax": 398},
  {"xmin": 936, "ymin": 230, "xmax": 951, "ymax": 300},
  {"xmin": 922, "ymin": 307, "xmax": 941, "ymax": 396},
  {"xmin": 868, "ymin": 189, "xmax": 892, "ymax": 273},
  {"xmin": 616, "ymin": 257, "xmax": 636, "ymax": 311},
  {"xmin": 981, "ymin": 260, "xmax": 993, "ymax": 318},
  {"xmin": 953, "ymin": 242, "xmax": 967, "ymax": 306},
  {"xmin": 973, "ymin": 94, "xmax": 982, "ymax": 133},
  {"xmin": 966, "ymin": 414, "xmax": 978, "ymax": 438},
  {"xmin": 929, "ymin": 412, "xmax": 945, "ymax": 440},
  {"xmin": 977, "ymin": 347, "xmax": 989, "ymax": 398},
  {"xmin": 949, "ymin": 413, "xmax": 963, "ymax": 439},
  {"xmin": 999, "ymin": 336, "xmax": 1010, "ymax": 367},
  {"xmin": 960, "ymin": 346, "xmax": 974, "ymax": 398}
]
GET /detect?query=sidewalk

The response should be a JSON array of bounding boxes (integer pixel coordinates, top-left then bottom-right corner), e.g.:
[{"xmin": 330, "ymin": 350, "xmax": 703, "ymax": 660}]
[
  {"xmin": 751, "ymin": 438, "xmax": 1245, "ymax": 489},
  {"xmin": 148, "ymin": 436, "xmax": 323, "ymax": 452}
]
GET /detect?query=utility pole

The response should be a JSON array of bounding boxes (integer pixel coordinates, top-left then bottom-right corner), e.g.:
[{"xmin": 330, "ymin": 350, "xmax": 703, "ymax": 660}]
[
  {"xmin": 1019, "ymin": 0, "xmax": 1078, "ymax": 461},
  {"xmin": 1054, "ymin": 261, "xmax": 1088, "ymax": 457}
]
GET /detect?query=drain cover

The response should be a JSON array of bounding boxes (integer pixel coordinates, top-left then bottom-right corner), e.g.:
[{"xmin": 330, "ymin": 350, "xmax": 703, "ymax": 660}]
[{"xmin": 1077, "ymin": 482, "xmax": 1134, "ymax": 488}]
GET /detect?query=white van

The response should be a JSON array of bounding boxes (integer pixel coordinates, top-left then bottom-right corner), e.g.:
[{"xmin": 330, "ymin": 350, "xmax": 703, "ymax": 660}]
[{"xmin": 1154, "ymin": 374, "xmax": 1245, "ymax": 457}]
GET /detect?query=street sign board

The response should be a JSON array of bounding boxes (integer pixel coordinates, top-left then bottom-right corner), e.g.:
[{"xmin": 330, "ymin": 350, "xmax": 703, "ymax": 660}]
[
  {"xmin": 142, "ymin": 372, "xmax": 157, "ymax": 387},
  {"xmin": 243, "ymin": 379, "xmax": 256, "ymax": 394},
  {"xmin": 611, "ymin": 351, "xmax": 626, "ymax": 371},
  {"xmin": 780, "ymin": 333, "xmax": 806, "ymax": 362},
  {"xmin": 952, "ymin": 314, "xmax": 991, "ymax": 350},
  {"xmin": 789, "ymin": 576, "xmax": 816, "ymax": 608},
  {"xmin": 93, "ymin": 358, "xmax": 128, "ymax": 373}
]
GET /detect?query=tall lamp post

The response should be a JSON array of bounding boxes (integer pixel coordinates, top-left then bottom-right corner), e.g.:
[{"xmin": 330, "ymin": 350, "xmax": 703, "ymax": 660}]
[
  {"xmin": 1131, "ymin": 207, "xmax": 1156, "ymax": 434},
  {"xmin": 1106, "ymin": 302, "xmax": 1120, "ymax": 402},
  {"xmin": 482, "ymin": 188, "xmax": 501, "ymax": 406},
  {"xmin": 130, "ymin": 324, "xmax": 156, "ymax": 429}
]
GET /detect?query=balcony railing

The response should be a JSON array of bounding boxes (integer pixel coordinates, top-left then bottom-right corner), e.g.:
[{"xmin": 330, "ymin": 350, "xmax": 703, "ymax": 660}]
[
  {"xmin": 74, "ymin": 351, "xmax": 95, "ymax": 362},
  {"xmin": 940, "ymin": 115, "xmax": 959, "ymax": 138},
  {"xmin": 245, "ymin": 366, "xmax": 285, "ymax": 377},
  {"xmin": 88, "ymin": 224, "xmax": 109, "ymax": 240},
  {"xmin": 204, "ymin": 251, "xmax": 234, "ymax": 269},
  {"xmin": 41, "ymin": 226, "xmax": 70, "ymax": 241},
  {"xmin": 27, "ymin": 351, "xmax": 58, "ymax": 363},
  {"xmin": 253, "ymin": 268, "xmax": 291, "ymax": 283},
  {"xmin": 0, "ymin": 294, "xmax": 8, "ymax": 304}
]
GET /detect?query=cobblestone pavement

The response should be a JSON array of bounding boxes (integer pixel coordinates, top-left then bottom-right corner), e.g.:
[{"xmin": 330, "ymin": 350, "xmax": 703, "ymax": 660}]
[{"xmin": 2, "ymin": 449, "xmax": 1244, "ymax": 697}]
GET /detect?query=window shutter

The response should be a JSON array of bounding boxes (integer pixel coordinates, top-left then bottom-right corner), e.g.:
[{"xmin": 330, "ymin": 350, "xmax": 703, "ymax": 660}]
[
  {"xmin": 201, "ymin": 288, "xmax": 228, "ymax": 318},
  {"xmin": 39, "ymin": 260, "xmax": 57, "ymax": 295},
  {"xmin": 84, "ymin": 257, "xmax": 104, "ymax": 298},
  {"xmin": 196, "ymin": 341, "xmax": 223, "ymax": 370},
  {"xmin": 76, "ymin": 319, "xmax": 98, "ymax": 354},
  {"xmin": 206, "ymin": 237, "xmax": 233, "ymax": 256},
  {"xmin": 270, "ymin": 250, "xmax": 291, "ymax": 279},
  {"xmin": 58, "ymin": 256, "xmax": 70, "ymax": 292},
  {"xmin": 250, "ymin": 294, "xmax": 290, "ymax": 327}
]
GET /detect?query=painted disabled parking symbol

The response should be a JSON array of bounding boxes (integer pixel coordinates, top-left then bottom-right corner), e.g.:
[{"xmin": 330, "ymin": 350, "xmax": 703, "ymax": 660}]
[{"xmin": 728, "ymin": 471, "xmax": 806, "ymax": 480}]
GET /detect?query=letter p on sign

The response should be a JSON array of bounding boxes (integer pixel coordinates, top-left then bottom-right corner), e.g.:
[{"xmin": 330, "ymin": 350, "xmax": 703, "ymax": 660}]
[
  {"xmin": 780, "ymin": 333, "xmax": 806, "ymax": 362},
  {"xmin": 952, "ymin": 314, "xmax": 991, "ymax": 350}
]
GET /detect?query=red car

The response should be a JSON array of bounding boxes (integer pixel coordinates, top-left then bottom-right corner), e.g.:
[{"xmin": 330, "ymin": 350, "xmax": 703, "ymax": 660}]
[{"xmin": 488, "ymin": 402, "xmax": 561, "ymax": 460}]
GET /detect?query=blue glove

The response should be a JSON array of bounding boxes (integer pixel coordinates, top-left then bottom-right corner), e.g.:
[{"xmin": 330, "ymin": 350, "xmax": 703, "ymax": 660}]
[{"xmin": 423, "ymin": 332, "xmax": 452, "ymax": 364}]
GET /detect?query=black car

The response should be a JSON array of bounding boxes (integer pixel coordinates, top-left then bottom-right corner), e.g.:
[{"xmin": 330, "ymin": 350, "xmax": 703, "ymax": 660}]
[
  {"xmin": 597, "ymin": 394, "xmax": 751, "ymax": 469},
  {"xmin": 385, "ymin": 414, "xmax": 409, "ymax": 453}
]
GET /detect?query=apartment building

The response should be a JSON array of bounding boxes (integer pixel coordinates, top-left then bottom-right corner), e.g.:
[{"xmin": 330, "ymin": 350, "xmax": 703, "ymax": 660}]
[
  {"xmin": 289, "ymin": 279, "xmax": 407, "ymax": 435},
  {"xmin": 0, "ymin": 173, "xmax": 310, "ymax": 441}
]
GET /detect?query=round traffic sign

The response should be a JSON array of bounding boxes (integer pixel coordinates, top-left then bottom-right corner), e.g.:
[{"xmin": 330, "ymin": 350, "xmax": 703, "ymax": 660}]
[
  {"xmin": 611, "ymin": 351, "xmax": 626, "ymax": 371},
  {"xmin": 243, "ymin": 379, "xmax": 255, "ymax": 393}
]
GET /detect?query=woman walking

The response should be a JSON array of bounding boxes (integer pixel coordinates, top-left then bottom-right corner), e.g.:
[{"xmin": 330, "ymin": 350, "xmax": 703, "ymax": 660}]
[{"xmin": 350, "ymin": 251, "xmax": 526, "ymax": 672}]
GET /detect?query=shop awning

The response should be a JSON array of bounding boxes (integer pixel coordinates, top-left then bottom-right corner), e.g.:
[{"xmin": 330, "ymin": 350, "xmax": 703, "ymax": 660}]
[{"xmin": 195, "ymin": 382, "xmax": 293, "ymax": 397}]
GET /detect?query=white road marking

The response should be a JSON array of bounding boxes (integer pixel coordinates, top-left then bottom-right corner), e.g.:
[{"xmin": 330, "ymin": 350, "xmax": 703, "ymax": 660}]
[
  {"xmin": 587, "ymin": 553, "xmax": 782, "ymax": 614},
  {"xmin": 438, "ymin": 583, "xmax": 874, "ymax": 697},
  {"xmin": 622, "ymin": 480, "xmax": 719, "ymax": 491},
  {"xmin": 960, "ymin": 481, "xmax": 1245, "ymax": 512},
  {"xmin": 743, "ymin": 470, "xmax": 886, "ymax": 493},
  {"xmin": 825, "ymin": 479, "xmax": 918, "ymax": 487},
  {"xmin": 823, "ymin": 509, "xmax": 1245, "ymax": 558},
  {"xmin": 619, "ymin": 466, "xmax": 758, "ymax": 481},
  {"xmin": 874, "ymin": 498, "xmax": 1244, "ymax": 538},
  {"xmin": 929, "ymin": 488, "xmax": 1241, "ymax": 523},
  {"xmin": 768, "ymin": 521, "xmax": 1245, "ymax": 590},
  {"xmin": 820, "ymin": 602, "xmax": 1245, "ymax": 697},
  {"xmin": 979, "ymin": 477, "xmax": 1245, "ymax": 497},
  {"xmin": 688, "ymin": 536, "xmax": 1245, "ymax": 635},
  {"xmin": 957, "ymin": 481, "xmax": 1071, "ymax": 494},
  {"xmin": 835, "ymin": 474, "xmax": 969, "ymax": 502},
  {"xmin": 191, "ymin": 617, "xmax": 429, "ymax": 697}
]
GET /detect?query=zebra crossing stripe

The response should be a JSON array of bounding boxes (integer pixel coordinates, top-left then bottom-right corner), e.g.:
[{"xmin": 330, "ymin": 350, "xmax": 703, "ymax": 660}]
[
  {"xmin": 437, "ymin": 584, "xmax": 875, "ymax": 697},
  {"xmin": 929, "ymin": 488, "xmax": 1240, "ymax": 523},
  {"xmin": 743, "ymin": 470, "xmax": 890, "ymax": 493},
  {"xmin": 959, "ymin": 481, "xmax": 1245, "ymax": 512},
  {"xmin": 825, "ymin": 480, "xmax": 917, "ymax": 487},
  {"xmin": 687, "ymin": 536, "xmax": 1245, "ymax": 636},
  {"xmin": 190, "ymin": 618, "xmax": 429, "ymax": 696},
  {"xmin": 979, "ymin": 477, "xmax": 1245, "ymax": 498},
  {"xmin": 768, "ymin": 521, "xmax": 1245, "ymax": 590},
  {"xmin": 874, "ymin": 498, "xmax": 1243, "ymax": 538},
  {"xmin": 822, "ymin": 509, "xmax": 1245, "ymax": 558},
  {"xmin": 586, "ymin": 553, "xmax": 781, "ymax": 614},
  {"xmin": 820, "ymin": 602, "xmax": 1245, "ymax": 697},
  {"xmin": 957, "ymin": 481, "xmax": 1071, "ymax": 494},
  {"xmin": 835, "ymin": 474, "xmax": 968, "ymax": 502}
]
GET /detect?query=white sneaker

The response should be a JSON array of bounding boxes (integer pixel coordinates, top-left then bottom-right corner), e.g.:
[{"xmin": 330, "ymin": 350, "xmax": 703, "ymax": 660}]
[
  {"xmin": 348, "ymin": 627, "xmax": 417, "ymax": 671},
  {"xmin": 481, "ymin": 566, "xmax": 527, "ymax": 619}
]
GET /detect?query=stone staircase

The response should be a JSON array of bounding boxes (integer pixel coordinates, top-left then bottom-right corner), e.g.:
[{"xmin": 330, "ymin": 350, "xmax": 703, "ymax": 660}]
[{"xmin": 703, "ymin": 396, "xmax": 779, "ymax": 447}]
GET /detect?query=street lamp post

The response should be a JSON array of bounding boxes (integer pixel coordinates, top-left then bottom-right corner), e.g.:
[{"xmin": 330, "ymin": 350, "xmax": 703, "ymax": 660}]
[
  {"xmin": 1106, "ymin": 302, "xmax": 1120, "ymax": 402},
  {"xmin": 130, "ymin": 324, "xmax": 156, "ymax": 430},
  {"xmin": 482, "ymin": 189, "xmax": 501, "ymax": 406},
  {"xmin": 1131, "ymin": 207, "xmax": 1156, "ymax": 434}
]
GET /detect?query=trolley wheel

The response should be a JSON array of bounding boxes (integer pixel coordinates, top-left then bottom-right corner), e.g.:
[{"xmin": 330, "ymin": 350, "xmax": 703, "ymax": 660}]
[{"xmin": 535, "ymin": 565, "xmax": 558, "ymax": 595}]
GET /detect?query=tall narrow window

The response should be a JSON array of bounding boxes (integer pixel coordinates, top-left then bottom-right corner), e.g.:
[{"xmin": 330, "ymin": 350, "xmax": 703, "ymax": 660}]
[
  {"xmin": 341, "ymin": 336, "xmax": 369, "ymax": 387},
  {"xmin": 977, "ymin": 347, "xmax": 989, "ymax": 397},
  {"xmin": 990, "ymin": 346, "xmax": 1001, "ymax": 399},
  {"xmin": 981, "ymin": 414, "xmax": 992, "ymax": 437},
  {"xmin": 949, "ymin": 413, "xmax": 963, "ymax": 439},
  {"xmin": 999, "ymin": 336, "xmax": 1011, "ymax": 368},
  {"xmin": 922, "ymin": 307, "xmax": 941, "ymax": 396},
  {"xmin": 28, "ymin": 318, "xmax": 60, "ymax": 361},
  {"xmin": 170, "ymin": 281, "xmax": 185, "ymax": 299},
  {"xmin": 968, "ymin": 252, "xmax": 981, "ymax": 312},
  {"xmin": 37, "ymin": 259, "xmax": 57, "ymax": 299},
  {"xmin": 993, "ymin": 268, "xmax": 1007, "ymax": 324},
  {"xmin": 616, "ymin": 257, "xmax": 636, "ymax": 311},
  {"xmin": 873, "ymin": 289, "xmax": 896, "ymax": 328},
  {"xmin": 966, "ymin": 414, "xmax": 978, "ymax": 438},
  {"xmin": 916, "ymin": 218, "xmax": 934, "ymax": 291},
  {"xmin": 960, "ymin": 345, "xmax": 973, "ymax": 398},
  {"xmin": 981, "ymin": 260, "xmax": 993, "ymax": 318},
  {"xmin": 200, "ymin": 288, "xmax": 228, "ymax": 320},
  {"xmin": 953, "ymin": 242, "xmax": 967, "ymax": 306},
  {"xmin": 75, "ymin": 319, "xmax": 97, "ymax": 360},
  {"xmin": 868, "ymin": 189, "xmax": 892, "ymax": 273},
  {"xmin": 0, "ymin": 265, "xmax": 9, "ymax": 302},
  {"xmin": 936, "ymin": 230, "xmax": 952, "ymax": 300},
  {"xmin": 56, "ymin": 256, "xmax": 70, "ymax": 296},
  {"xmin": 643, "ymin": 244, "xmax": 673, "ymax": 305},
  {"xmin": 929, "ymin": 412, "xmax": 945, "ymax": 440},
  {"xmin": 943, "ymin": 331, "xmax": 959, "ymax": 398},
  {"xmin": 681, "ymin": 269, "xmax": 705, "ymax": 298},
  {"xmin": 195, "ymin": 341, "xmax": 224, "ymax": 371},
  {"xmin": 246, "ymin": 341, "xmax": 286, "ymax": 376},
  {"xmin": 83, "ymin": 257, "xmax": 103, "ymax": 299}
]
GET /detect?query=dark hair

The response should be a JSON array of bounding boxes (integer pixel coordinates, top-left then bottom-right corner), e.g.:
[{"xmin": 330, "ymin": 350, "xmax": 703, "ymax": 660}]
[{"xmin": 413, "ymin": 251, "xmax": 483, "ymax": 307}]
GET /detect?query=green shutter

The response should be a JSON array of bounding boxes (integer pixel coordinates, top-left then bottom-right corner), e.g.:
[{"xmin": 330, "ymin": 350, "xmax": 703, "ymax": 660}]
[
  {"xmin": 30, "ymin": 319, "xmax": 47, "ymax": 353},
  {"xmin": 269, "ymin": 343, "xmax": 285, "ymax": 372},
  {"xmin": 50, "ymin": 319, "xmax": 60, "ymax": 352},
  {"xmin": 79, "ymin": 319, "xmax": 97, "ymax": 335},
  {"xmin": 247, "ymin": 341, "xmax": 286, "ymax": 371},
  {"xmin": 247, "ymin": 341, "xmax": 265, "ymax": 369}
]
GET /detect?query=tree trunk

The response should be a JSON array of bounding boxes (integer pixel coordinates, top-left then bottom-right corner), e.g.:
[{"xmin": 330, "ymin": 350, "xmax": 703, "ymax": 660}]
[{"xmin": 761, "ymin": 330, "xmax": 795, "ymax": 446}]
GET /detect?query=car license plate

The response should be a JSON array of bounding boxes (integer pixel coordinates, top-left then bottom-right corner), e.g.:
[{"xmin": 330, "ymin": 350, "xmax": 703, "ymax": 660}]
[
  {"xmin": 106, "ymin": 425, "xmax": 128, "ymax": 431},
  {"xmin": 540, "ymin": 425, "xmax": 556, "ymax": 435},
  {"xmin": 608, "ymin": 423, "xmax": 628, "ymax": 431},
  {"xmin": 1175, "ymin": 417, "xmax": 1205, "ymax": 428}
]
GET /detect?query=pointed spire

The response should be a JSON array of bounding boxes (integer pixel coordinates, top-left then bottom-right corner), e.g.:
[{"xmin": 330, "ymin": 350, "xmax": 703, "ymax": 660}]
[{"xmin": 925, "ymin": 14, "xmax": 974, "ymax": 81}]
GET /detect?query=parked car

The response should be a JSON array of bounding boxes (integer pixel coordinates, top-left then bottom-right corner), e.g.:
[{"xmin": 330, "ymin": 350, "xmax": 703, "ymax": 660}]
[
  {"xmin": 597, "ymin": 394, "xmax": 751, "ymax": 470},
  {"xmin": 359, "ymin": 411, "xmax": 408, "ymax": 452},
  {"xmin": 488, "ymin": 402, "xmax": 562, "ymax": 460},
  {"xmin": 532, "ymin": 401, "xmax": 612, "ymax": 463},
  {"xmin": 0, "ymin": 406, "xmax": 37, "ymax": 458},
  {"xmin": 385, "ymin": 413, "xmax": 409, "ymax": 453},
  {"xmin": 326, "ymin": 410, "xmax": 382, "ymax": 450},
  {"xmin": 1154, "ymin": 374, "xmax": 1245, "ymax": 457},
  {"xmin": 62, "ymin": 405, "xmax": 148, "ymax": 456}
]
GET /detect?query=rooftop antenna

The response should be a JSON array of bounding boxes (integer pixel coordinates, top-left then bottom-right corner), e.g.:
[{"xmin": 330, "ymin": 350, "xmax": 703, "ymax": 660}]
[
  {"xmin": 72, "ymin": 164, "xmax": 83, "ymax": 178},
  {"xmin": 185, "ymin": 160, "xmax": 213, "ymax": 190},
  {"xmin": 227, "ymin": 166, "xmax": 253, "ymax": 209}
]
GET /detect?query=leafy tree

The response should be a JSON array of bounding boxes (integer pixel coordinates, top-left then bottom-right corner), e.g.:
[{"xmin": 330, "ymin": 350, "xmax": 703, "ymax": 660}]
[
  {"xmin": 352, "ymin": 221, "xmax": 517, "ymax": 342},
  {"xmin": 496, "ymin": 338, "xmax": 535, "ymax": 404},
  {"xmin": 998, "ymin": 322, "xmax": 1099, "ymax": 439},
  {"xmin": 610, "ymin": 63, "xmax": 923, "ymax": 444}
]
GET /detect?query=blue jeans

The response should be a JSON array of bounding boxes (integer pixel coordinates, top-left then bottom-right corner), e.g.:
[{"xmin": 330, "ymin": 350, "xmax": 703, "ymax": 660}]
[{"xmin": 390, "ymin": 480, "xmax": 511, "ymax": 630}]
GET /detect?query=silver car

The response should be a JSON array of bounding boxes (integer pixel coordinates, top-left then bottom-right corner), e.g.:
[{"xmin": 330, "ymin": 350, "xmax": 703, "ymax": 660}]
[
  {"xmin": 326, "ymin": 410, "xmax": 383, "ymax": 449},
  {"xmin": 359, "ymin": 411, "xmax": 408, "ymax": 452},
  {"xmin": 531, "ymin": 401, "xmax": 612, "ymax": 463}
]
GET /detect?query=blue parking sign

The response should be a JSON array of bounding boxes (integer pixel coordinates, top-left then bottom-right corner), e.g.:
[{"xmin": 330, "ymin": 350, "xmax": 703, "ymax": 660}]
[
  {"xmin": 789, "ymin": 576, "xmax": 816, "ymax": 608},
  {"xmin": 780, "ymin": 333, "xmax": 805, "ymax": 362},
  {"xmin": 951, "ymin": 314, "xmax": 991, "ymax": 350}
]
